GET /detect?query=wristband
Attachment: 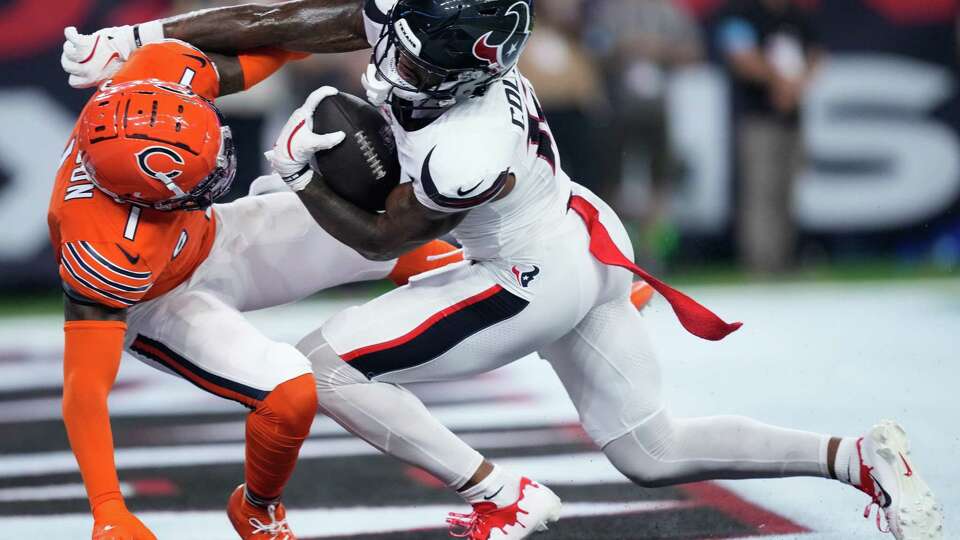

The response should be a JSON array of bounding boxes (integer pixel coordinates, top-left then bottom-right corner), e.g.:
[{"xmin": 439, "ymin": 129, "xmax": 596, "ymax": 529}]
[
  {"xmin": 283, "ymin": 165, "xmax": 314, "ymax": 192},
  {"xmin": 133, "ymin": 20, "xmax": 165, "ymax": 48}
]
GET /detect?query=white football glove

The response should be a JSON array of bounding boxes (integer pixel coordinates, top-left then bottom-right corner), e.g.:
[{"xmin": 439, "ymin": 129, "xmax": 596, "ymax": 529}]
[
  {"xmin": 61, "ymin": 22, "xmax": 164, "ymax": 89},
  {"xmin": 265, "ymin": 87, "xmax": 347, "ymax": 192},
  {"xmin": 61, "ymin": 26, "xmax": 136, "ymax": 88}
]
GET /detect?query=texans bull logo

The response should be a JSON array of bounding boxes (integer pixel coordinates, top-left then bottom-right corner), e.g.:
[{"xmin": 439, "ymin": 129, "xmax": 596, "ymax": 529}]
[
  {"xmin": 512, "ymin": 264, "xmax": 540, "ymax": 288},
  {"xmin": 472, "ymin": 1, "xmax": 532, "ymax": 71}
]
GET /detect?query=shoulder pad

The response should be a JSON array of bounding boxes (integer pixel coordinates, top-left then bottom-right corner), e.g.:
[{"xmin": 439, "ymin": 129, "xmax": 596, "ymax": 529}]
[{"xmin": 414, "ymin": 132, "xmax": 513, "ymax": 212}]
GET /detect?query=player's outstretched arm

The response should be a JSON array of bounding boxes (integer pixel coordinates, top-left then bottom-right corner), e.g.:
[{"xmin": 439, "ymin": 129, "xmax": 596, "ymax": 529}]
[
  {"xmin": 162, "ymin": 0, "xmax": 368, "ymax": 54},
  {"xmin": 62, "ymin": 297, "xmax": 156, "ymax": 539},
  {"xmin": 62, "ymin": 1, "xmax": 365, "ymax": 88}
]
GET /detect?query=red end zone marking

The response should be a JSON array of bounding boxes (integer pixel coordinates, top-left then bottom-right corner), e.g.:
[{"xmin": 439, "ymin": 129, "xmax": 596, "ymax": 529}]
[
  {"xmin": 130, "ymin": 478, "xmax": 179, "ymax": 497},
  {"xmin": 404, "ymin": 466, "xmax": 446, "ymax": 489},
  {"xmin": 680, "ymin": 482, "xmax": 810, "ymax": 535}
]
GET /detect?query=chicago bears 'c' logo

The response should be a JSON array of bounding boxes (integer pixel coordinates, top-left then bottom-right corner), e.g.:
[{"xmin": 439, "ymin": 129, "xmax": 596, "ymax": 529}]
[
  {"xmin": 512, "ymin": 264, "xmax": 540, "ymax": 288},
  {"xmin": 136, "ymin": 146, "xmax": 184, "ymax": 181},
  {"xmin": 472, "ymin": 1, "xmax": 532, "ymax": 71}
]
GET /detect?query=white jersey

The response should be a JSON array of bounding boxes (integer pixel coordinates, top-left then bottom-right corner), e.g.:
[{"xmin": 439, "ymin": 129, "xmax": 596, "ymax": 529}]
[{"xmin": 364, "ymin": 0, "xmax": 573, "ymax": 261}]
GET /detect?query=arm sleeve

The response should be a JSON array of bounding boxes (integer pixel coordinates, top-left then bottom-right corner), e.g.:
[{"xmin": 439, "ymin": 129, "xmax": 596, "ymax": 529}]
[
  {"xmin": 58, "ymin": 241, "xmax": 155, "ymax": 309},
  {"xmin": 237, "ymin": 48, "xmax": 310, "ymax": 91},
  {"xmin": 62, "ymin": 320, "xmax": 127, "ymax": 513}
]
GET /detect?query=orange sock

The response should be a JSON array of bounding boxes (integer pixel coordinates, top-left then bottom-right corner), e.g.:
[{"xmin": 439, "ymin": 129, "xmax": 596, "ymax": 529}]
[
  {"xmin": 388, "ymin": 240, "xmax": 464, "ymax": 286},
  {"xmin": 244, "ymin": 373, "xmax": 317, "ymax": 504}
]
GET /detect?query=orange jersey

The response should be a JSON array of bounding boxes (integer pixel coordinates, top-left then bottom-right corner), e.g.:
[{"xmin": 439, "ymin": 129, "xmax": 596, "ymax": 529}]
[{"xmin": 48, "ymin": 41, "xmax": 223, "ymax": 309}]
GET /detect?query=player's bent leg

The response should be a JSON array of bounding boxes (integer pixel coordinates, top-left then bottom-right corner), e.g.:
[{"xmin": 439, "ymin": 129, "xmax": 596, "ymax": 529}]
[
  {"xmin": 206, "ymin": 192, "xmax": 396, "ymax": 312},
  {"xmin": 298, "ymin": 334, "xmax": 561, "ymax": 540},
  {"xmin": 297, "ymin": 333, "xmax": 484, "ymax": 488},
  {"xmin": 244, "ymin": 373, "xmax": 317, "ymax": 503},
  {"xmin": 298, "ymin": 259, "xmax": 586, "ymax": 538},
  {"xmin": 207, "ymin": 192, "xmax": 464, "ymax": 311},
  {"xmin": 542, "ymin": 298, "xmax": 831, "ymax": 486},
  {"xmin": 603, "ymin": 410, "xmax": 830, "ymax": 487},
  {"xmin": 126, "ymin": 290, "xmax": 315, "ymax": 539},
  {"xmin": 226, "ymin": 373, "xmax": 315, "ymax": 540}
]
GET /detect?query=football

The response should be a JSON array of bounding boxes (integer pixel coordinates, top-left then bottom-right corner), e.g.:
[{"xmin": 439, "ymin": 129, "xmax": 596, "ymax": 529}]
[{"xmin": 309, "ymin": 92, "xmax": 401, "ymax": 212}]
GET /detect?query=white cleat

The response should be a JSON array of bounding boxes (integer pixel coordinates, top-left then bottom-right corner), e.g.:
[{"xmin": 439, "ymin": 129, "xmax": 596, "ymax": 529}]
[
  {"xmin": 857, "ymin": 420, "xmax": 944, "ymax": 540},
  {"xmin": 447, "ymin": 476, "xmax": 562, "ymax": 539}
]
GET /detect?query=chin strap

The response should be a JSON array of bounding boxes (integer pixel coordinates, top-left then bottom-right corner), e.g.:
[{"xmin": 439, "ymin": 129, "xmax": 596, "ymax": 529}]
[{"xmin": 362, "ymin": 63, "xmax": 393, "ymax": 107}]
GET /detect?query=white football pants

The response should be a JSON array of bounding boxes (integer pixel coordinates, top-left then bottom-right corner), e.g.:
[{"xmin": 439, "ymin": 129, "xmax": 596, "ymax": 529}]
[
  {"xmin": 297, "ymin": 185, "xmax": 831, "ymax": 488},
  {"xmin": 125, "ymin": 191, "xmax": 395, "ymax": 405}
]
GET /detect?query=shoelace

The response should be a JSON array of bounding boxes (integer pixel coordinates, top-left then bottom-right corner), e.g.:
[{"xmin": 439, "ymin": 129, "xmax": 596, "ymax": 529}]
[
  {"xmin": 856, "ymin": 438, "xmax": 891, "ymax": 535},
  {"xmin": 447, "ymin": 509, "xmax": 484, "ymax": 539},
  {"xmin": 248, "ymin": 504, "xmax": 293, "ymax": 539},
  {"xmin": 862, "ymin": 499, "xmax": 891, "ymax": 534}
]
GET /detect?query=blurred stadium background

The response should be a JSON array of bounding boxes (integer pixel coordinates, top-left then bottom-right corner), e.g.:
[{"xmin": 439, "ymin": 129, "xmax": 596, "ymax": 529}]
[{"xmin": 1, "ymin": 0, "xmax": 958, "ymax": 538}]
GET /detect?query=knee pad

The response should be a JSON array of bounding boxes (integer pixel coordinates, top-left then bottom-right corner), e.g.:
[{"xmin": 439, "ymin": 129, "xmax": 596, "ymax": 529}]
[
  {"xmin": 257, "ymin": 373, "xmax": 317, "ymax": 437},
  {"xmin": 603, "ymin": 409, "xmax": 677, "ymax": 488},
  {"xmin": 296, "ymin": 330, "xmax": 368, "ymax": 392}
]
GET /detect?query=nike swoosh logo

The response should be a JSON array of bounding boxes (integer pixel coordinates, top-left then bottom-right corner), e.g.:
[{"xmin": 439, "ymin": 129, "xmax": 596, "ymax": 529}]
[
  {"xmin": 115, "ymin": 243, "xmax": 141, "ymax": 265},
  {"xmin": 900, "ymin": 453, "xmax": 913, "ymax": 477},
  {"xmin": 184, "ymin": 53, "xmax": 208, "ymax": 68},
  {"xmin": 483, "ymin": 486, "xmax": 504, "ymax": 501},
  {"xmin": 871, "ymin": 473, "xmax": 893, "ymax": 508},
  {"xmin": 457, "ymin": 180, "xmax": 485, "ymax": 197},
  {"xmin": 102, "ymin": 52, "xmax": 120, "ymax": 70}
]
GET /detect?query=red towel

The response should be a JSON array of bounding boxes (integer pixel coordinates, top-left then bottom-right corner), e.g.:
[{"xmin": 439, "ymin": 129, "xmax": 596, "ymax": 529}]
[{"xmin": 568, "ymin": 195, "xmax": 742, "ymax": 341}]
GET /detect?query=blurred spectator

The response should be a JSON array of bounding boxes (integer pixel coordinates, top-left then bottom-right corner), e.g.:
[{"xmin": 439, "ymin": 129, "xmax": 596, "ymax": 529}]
[
  {"xmin": 519, "ymin": 0, "xmax": 606, "ymax": 193},
  {"xmin": 717, "ymin": 0, "xmax": 823, "ymax": 275},
  {"xmin": 587, "ymin": 0, "xmax": 703, "ymax": 267}
]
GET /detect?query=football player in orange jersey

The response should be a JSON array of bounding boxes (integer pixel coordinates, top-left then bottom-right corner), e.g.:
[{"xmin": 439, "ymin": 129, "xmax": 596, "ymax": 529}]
[{"xmin": 50, "ymin": 39, "xmax": 466, "ymax": 540}]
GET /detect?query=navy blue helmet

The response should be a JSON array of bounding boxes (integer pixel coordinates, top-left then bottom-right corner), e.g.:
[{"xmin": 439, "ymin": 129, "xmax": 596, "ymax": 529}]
[{"xmin": 372, "ymin": 0, "xmax": 535, "ymax": 104}]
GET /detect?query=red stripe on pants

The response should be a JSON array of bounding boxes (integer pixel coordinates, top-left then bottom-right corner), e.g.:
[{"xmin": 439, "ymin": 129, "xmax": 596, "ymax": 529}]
[{"xmin": 341, "ymin": 285, "xmax": 504, "ymax": 361}]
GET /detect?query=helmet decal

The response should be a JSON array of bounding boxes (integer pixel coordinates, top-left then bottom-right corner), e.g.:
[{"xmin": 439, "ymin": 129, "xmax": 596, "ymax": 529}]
[
  {"xmin": 472, "ymin": 1, "xmax": 532, "ymax": 70},
  {"xmin": 136, "ymin": 146, "xmax": 185, "ymax": 182},
  {"xmin": 394, "ymin": 18, "xmax": 423, "ymax": 55}
]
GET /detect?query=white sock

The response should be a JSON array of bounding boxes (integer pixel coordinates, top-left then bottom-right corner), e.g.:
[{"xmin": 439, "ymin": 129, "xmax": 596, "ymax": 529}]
[
  {"xmin": 833, "ymin": 437, "xmax": 861, "ymax": 486},
  {"xmin": 458, "ymin": 465, "xmax": 521, "ymax": 507}
]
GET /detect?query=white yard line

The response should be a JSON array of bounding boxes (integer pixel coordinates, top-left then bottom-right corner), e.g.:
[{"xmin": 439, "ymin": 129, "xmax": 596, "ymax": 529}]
[{"xmin": 0, "ymin": 500, "xmax": 693, "ymax": 540}]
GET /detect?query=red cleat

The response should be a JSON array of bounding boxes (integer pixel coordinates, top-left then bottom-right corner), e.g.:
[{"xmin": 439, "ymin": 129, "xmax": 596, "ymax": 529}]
[{"xmin": 447, "ymin": 477, "xmax": 561, "ymax": 539}]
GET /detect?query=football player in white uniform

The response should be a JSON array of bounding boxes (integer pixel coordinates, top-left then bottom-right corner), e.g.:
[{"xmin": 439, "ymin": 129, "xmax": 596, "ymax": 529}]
[{"xmin": 63, "ymin": 2, "xmax": 943, "ymax": 540}]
